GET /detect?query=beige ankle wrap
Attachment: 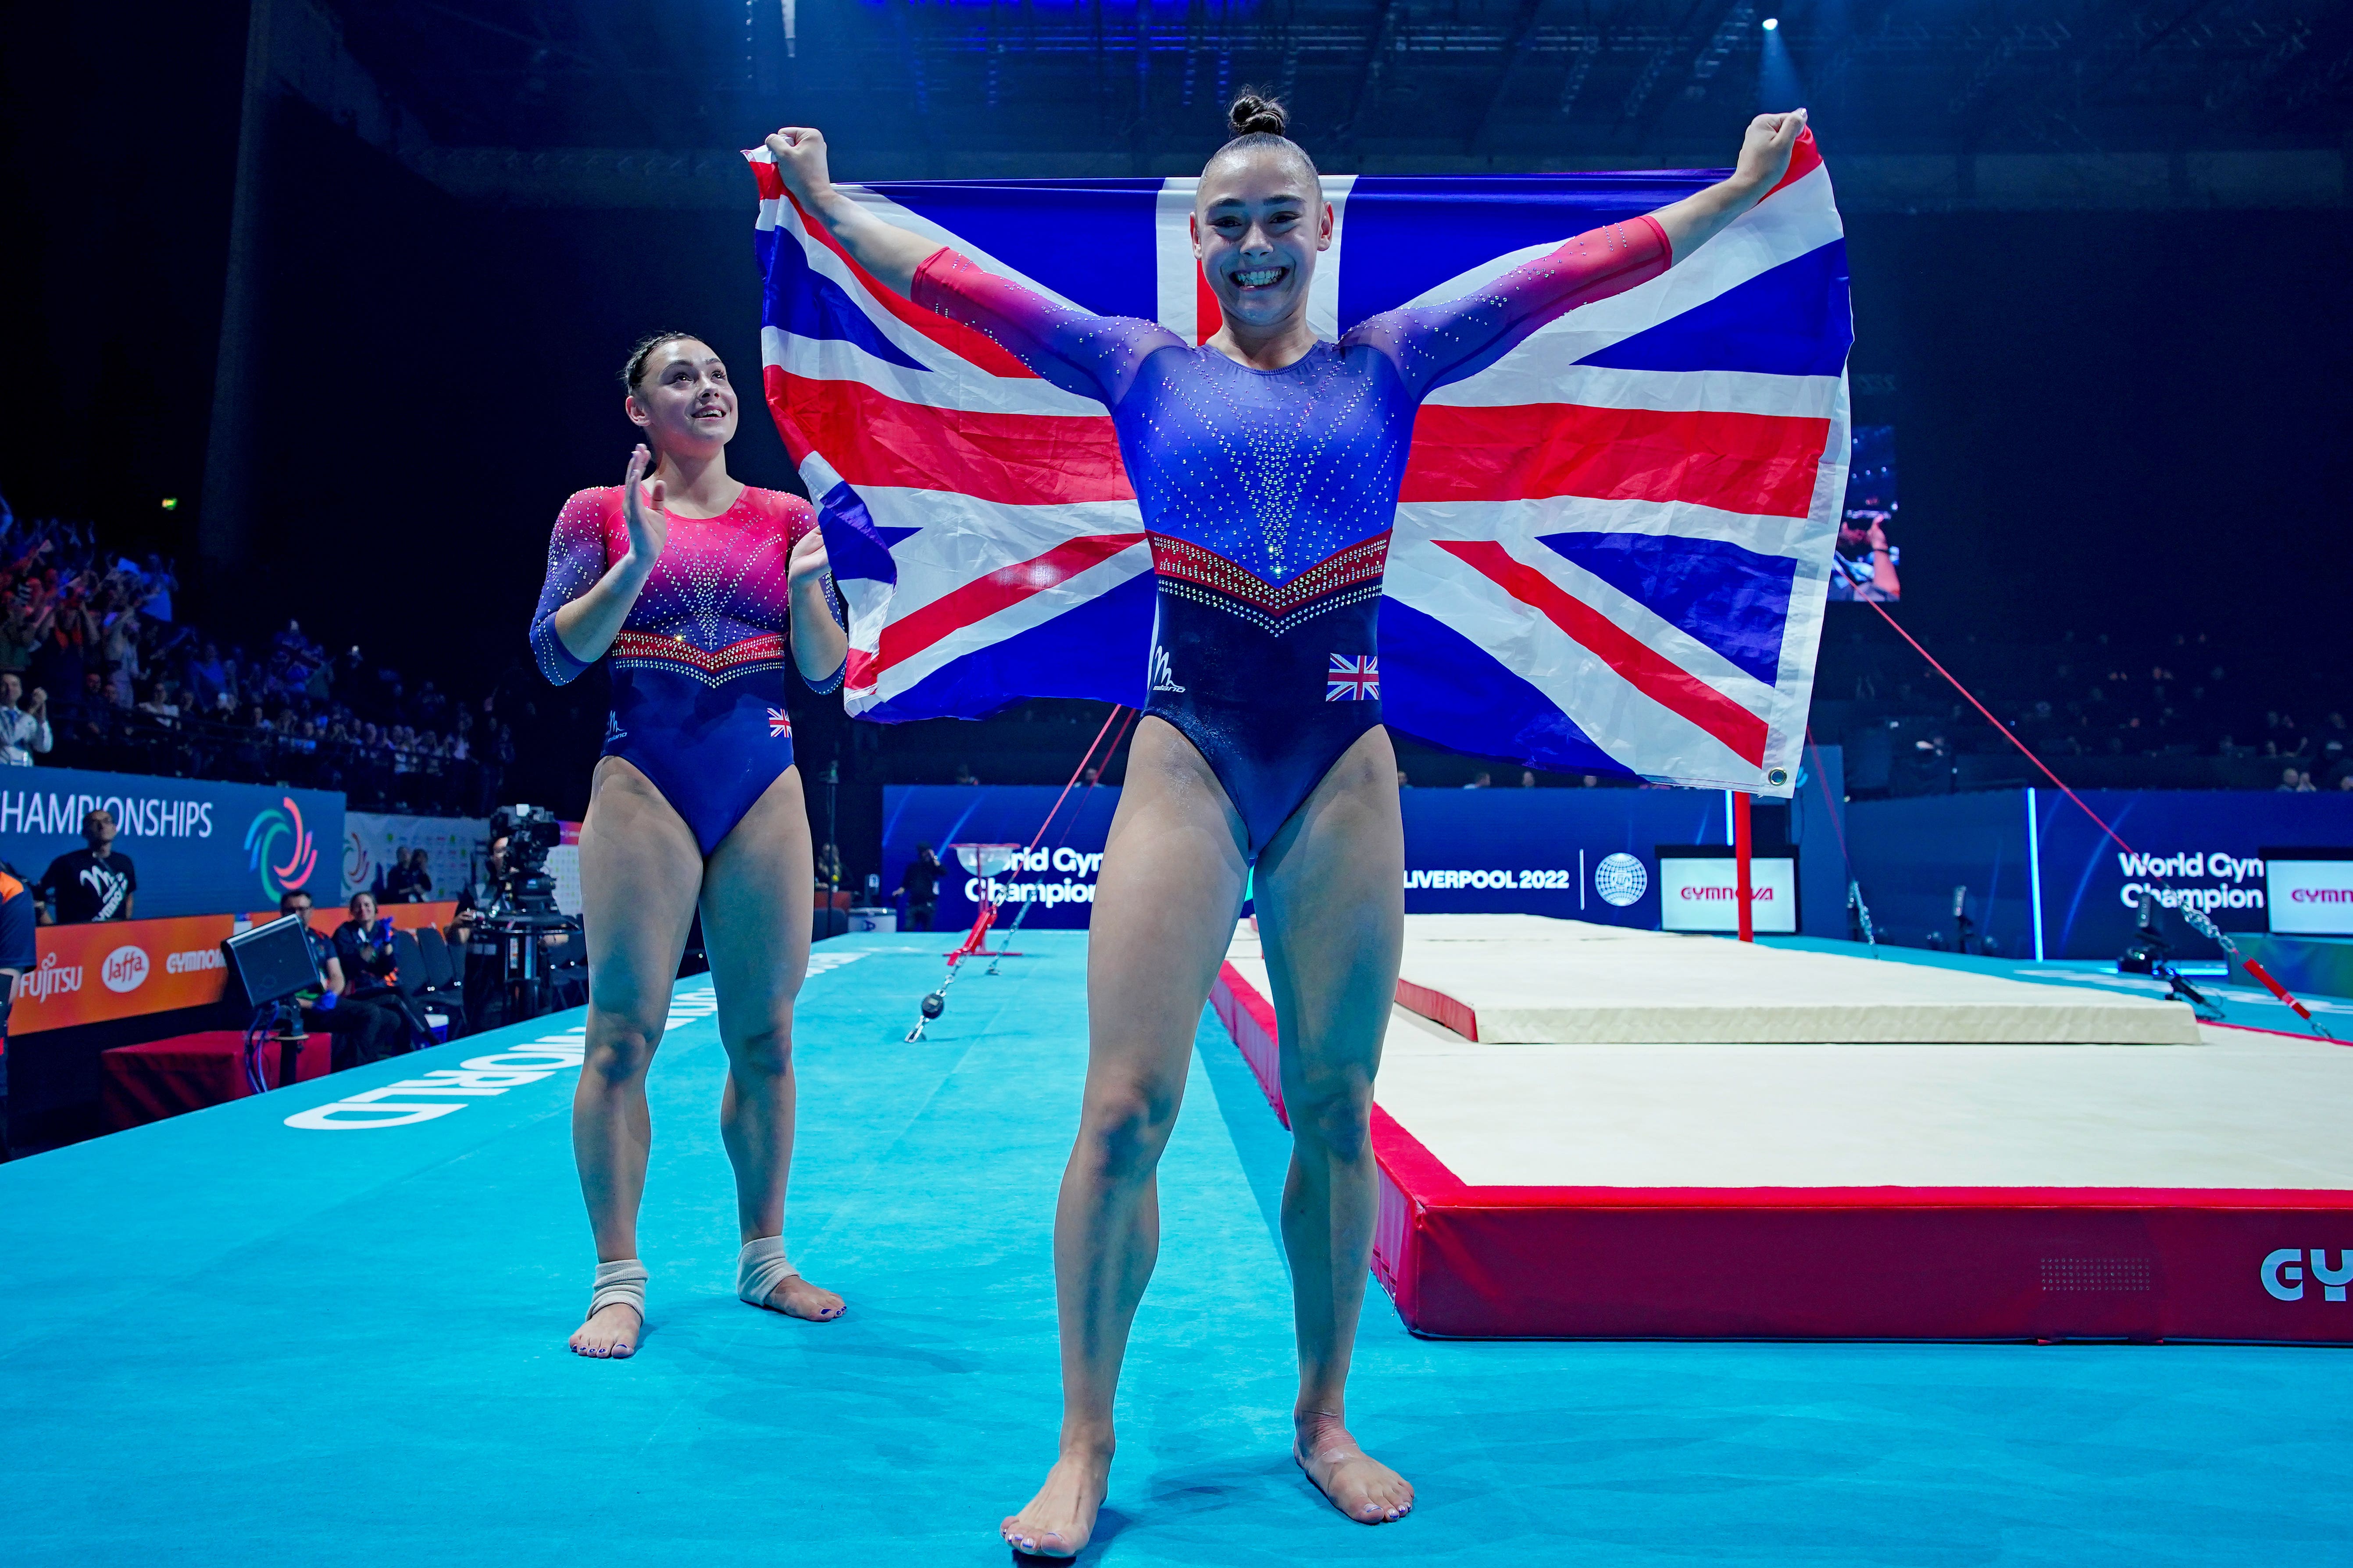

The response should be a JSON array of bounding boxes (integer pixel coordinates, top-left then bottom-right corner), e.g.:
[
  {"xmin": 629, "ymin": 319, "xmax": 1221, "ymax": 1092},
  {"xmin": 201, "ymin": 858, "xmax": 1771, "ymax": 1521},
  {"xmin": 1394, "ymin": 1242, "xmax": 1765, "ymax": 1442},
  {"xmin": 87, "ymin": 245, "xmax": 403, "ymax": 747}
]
[
  {"xmin": 736, "ymin": 1236, "xmax": 797, "ymax": 1307},
  {"xmin": 588, "ymin": 1258, "xmax": 647, "ymax": 1323}
]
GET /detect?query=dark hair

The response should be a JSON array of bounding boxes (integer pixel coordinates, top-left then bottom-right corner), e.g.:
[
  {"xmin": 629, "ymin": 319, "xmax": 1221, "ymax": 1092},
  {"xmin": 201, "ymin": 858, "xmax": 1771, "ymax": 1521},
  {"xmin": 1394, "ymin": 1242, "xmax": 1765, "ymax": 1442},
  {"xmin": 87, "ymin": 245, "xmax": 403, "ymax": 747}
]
[
  {"xmin": 1208, "ymin": 89, "xmax": 1320, "ymax": 182},
  {"xmin": 620, "ymin": 331, "xmax": 702, "ymax": 394}
]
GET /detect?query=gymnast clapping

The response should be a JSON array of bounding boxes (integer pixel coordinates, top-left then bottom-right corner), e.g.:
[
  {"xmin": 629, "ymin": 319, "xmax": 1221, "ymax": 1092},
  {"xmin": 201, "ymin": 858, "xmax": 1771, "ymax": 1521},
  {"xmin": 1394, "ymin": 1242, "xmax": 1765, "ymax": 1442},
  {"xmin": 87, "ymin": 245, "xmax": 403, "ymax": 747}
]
[
  {"xmin": 530, "ymin": 332, "xmax": 850, "ymax": 1358},
  {"xmin": 767, "ymin": 93, "xmax": 1807, "ymax": 1552}
]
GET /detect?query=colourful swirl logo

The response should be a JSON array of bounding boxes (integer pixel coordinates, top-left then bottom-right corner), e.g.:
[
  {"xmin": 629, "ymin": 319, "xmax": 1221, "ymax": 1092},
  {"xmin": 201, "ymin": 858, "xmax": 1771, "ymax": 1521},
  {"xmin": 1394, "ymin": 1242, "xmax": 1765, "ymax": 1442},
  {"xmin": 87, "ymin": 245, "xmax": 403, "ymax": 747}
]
[{"xmin": 245, "ymin": 797, "xmax": 318, "ymax": 899}]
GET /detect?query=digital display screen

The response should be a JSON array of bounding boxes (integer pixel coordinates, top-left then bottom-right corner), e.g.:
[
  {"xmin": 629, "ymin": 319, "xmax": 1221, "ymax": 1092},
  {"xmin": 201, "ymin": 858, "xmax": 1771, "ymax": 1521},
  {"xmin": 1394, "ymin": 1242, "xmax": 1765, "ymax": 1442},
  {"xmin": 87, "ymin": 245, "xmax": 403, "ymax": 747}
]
[{"xmin": 1831, "ymin": 424, "xmax": 1900, "ymax": 602}]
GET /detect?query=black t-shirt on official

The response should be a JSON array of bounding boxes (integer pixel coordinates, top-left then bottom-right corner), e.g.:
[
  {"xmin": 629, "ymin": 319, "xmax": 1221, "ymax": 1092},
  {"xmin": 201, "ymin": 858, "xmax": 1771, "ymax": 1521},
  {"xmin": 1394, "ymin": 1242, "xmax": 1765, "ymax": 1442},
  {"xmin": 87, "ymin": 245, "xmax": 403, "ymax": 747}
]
[{"xmin": 41, "ymin": 848, "xmax": 136, "ymax": 923}]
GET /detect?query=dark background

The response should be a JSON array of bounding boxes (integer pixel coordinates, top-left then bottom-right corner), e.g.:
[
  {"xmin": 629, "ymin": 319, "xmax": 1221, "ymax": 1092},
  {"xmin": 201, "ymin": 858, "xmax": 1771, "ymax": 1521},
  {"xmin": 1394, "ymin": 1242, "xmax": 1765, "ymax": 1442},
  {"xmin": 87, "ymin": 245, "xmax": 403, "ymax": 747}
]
[{"xmin": 5, "ymin": 0, "xmax": 2350, "ymax": 826}]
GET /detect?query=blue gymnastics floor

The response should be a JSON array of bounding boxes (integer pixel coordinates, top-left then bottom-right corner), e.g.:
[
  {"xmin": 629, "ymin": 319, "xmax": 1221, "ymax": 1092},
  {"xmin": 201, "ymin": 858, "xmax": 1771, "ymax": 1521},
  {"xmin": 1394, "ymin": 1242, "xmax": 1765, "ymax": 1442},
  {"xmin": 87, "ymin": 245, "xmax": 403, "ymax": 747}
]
[{"xmin": 4, "ymin": 930, "xmax": 2352, "ymax": 1566}]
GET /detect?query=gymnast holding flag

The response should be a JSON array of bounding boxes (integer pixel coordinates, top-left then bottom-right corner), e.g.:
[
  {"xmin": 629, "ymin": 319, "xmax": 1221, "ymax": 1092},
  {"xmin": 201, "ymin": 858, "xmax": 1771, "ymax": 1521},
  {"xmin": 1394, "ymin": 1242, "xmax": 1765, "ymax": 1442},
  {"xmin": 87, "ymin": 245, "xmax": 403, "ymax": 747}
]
[{"xmin": 764, "ymin": 93, "xmax": 1808, "ymax": 1553}]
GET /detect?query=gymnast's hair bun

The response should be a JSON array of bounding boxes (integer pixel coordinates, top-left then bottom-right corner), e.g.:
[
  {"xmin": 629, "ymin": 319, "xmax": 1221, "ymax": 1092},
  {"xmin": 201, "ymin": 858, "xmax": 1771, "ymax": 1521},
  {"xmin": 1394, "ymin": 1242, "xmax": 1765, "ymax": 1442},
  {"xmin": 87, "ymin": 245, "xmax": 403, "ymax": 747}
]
[{"xmin": 1227, "ymin": 91, "xmax": 1289, "ymax": 140}]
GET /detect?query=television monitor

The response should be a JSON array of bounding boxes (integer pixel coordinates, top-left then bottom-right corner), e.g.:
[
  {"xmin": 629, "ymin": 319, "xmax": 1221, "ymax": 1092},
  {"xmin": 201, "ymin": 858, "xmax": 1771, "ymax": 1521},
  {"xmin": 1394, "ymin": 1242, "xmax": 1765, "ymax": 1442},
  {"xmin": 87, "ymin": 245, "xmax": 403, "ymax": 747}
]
[{"xmin": 222, "ymin": 914, "xmax": 321, "ymax": 1008}]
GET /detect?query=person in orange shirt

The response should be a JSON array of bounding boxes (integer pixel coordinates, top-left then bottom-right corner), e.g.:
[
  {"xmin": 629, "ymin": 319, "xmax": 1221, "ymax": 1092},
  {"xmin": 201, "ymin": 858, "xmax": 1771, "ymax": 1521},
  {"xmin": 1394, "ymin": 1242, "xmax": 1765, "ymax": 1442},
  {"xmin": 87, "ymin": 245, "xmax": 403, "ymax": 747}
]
[{"xmin": 0, "ymin": 864, "xmax": 38, "ymax": 1158}]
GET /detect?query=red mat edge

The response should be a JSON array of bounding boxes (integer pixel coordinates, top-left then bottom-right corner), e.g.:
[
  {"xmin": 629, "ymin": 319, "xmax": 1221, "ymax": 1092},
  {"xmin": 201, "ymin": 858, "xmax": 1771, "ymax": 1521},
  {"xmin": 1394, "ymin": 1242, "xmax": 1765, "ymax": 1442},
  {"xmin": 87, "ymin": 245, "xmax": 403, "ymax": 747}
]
[{"xmin": 1208, "ymin": 960, "xmax": 2353, "ymax": 1343}]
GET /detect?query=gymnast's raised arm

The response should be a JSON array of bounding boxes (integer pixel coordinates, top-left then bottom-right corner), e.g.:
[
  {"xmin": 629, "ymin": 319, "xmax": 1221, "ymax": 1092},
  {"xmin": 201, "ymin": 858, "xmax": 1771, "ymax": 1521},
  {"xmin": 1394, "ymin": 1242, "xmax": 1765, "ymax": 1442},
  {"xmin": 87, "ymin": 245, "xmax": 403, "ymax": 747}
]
[
  {"xmin": 764, "ymin": 127, "xmax": 937, "ymax": 296},
  {"xmin": 1648, "ymin": 108, "xmax": 1809, "ymax": 264}
]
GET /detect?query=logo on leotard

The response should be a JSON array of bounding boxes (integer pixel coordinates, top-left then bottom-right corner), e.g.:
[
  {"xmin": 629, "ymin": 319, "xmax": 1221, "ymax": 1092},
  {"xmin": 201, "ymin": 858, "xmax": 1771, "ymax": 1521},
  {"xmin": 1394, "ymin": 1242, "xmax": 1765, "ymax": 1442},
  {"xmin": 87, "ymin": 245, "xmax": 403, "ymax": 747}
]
[
  {"xmin": 1150, "ymin": 645, "xmax": 1186, "ymax": 695},
  {"xmin": 768, "ymin": 706, "xmax": 793, "ymax": 738},
  {"xmin": 1325, "ymin": 653, "xmax": 1379, "ymax": 702}
]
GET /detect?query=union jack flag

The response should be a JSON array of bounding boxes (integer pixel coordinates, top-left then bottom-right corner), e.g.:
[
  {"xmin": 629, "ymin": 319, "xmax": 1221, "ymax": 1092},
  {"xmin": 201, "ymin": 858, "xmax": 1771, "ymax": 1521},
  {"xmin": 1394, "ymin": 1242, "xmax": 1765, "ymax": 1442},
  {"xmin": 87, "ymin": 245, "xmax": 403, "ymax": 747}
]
[
  {"xmin": 767, "ymin": 706, "xmax": 793, "ymax": 738},
  {"xmin": 1326, "ymin": 654, "xmax": 1380, "ymax": 702},
  {"xmin": 748, "ymin": 137, "xmax": 1851, "ymax": 795}
]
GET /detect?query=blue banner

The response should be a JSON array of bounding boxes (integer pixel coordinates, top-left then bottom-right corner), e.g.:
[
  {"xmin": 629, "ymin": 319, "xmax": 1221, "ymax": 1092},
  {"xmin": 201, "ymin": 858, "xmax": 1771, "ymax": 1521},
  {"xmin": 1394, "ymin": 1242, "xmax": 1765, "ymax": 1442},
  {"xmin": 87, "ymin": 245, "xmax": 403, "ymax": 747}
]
[
  {"xmin": 883, "ymin": 761, "xmax": 1851, "ymax": 938},
  {"xmin": 881, "ymin": 786, "xmax": 1118, "ymax": 933},
  {"xmin": 1847, "ymin": 788, "xmax": 2353, "ymax": 961},
  {"xmin": 0, "ymin": 766, "xmax": 343, "ymax": 918}
]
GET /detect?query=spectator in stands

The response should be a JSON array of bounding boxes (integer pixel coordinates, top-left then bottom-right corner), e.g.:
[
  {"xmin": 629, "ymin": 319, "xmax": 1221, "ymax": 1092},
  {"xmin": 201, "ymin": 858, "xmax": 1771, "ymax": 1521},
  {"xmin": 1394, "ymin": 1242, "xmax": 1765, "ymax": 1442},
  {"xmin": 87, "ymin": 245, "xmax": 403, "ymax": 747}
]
[
  {"xmin": 54, "ymin": 670, "xmax": 111, "ymax": 747},
  {"xmin": 279, "ymin": 890, "xmax": 407, "ymax": 1072},
  {"xmin": 134, "ymin": 680, "xmax": 178, "ymax": 731},
  {"xmin": 99, "ymin": 599, "xmax": 141, "ymax": 687},
  {"xmin": 0, "ymin": 859, "xmax": 35, "ymax": 1159},
  {"xmin": 39, "ymin": 587, "xmax": 94, "ymax": 700},
  {"xmin": 953, "ymin": 761, "xmax": 980, "ymax": 785},
  {"xmin": 135, "ymin": 554, "xmax": 175, "ymax": 621},
  {"xmin": 1519, "ymin": 770, "xmax": 1537, "ymax": 787},
  {"xmin": 0, "ymin": 598, "xmax": 46, "ymax": 679},
  {"xmin": 386, "ymin": 848, "xmax": 432, "ymax": 903},
  {"xmin": 184, "ymin": 640, "xmax": 229, "ymax": 712},
  {"xmin": 1464, "ymin": 771, "xmax": 1492, "ymax": 788},
  {"xmin": 38, "ymin": 809, "xmax": 134, "ymax": 923},
  {"xmin": 900, "ymin": 843, "xmax": 942, "ymax": 932},
  {"xmin": 2279, "ymin": 766, "xmax": 2313, "ymax": 792},
  {"xmin": 0, "ymin": 673, "xmax": 51, "ymax": 766}
]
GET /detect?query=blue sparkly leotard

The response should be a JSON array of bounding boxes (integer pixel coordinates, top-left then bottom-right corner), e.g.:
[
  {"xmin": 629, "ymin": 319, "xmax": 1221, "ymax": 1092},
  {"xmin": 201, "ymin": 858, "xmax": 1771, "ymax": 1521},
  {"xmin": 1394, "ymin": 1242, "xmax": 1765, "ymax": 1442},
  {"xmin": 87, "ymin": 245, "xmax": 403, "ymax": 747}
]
[
  {"xmin": 912, "ymin": 215, "xmax": 1671, "ymax": 853},
  {"xmin": 529, "ymin": 485, "xmax": 845, "ymax": 856}
]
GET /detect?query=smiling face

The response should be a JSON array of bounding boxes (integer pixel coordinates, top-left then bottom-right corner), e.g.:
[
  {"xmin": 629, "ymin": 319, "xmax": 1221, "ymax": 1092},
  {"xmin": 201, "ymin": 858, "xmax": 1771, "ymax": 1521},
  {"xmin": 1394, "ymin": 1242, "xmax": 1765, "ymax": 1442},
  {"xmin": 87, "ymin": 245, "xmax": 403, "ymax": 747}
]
[
  {"xmin": 625, "ymin": 338, "xmax": 738, "ymax": 459},
  {"xmin": 1192, "ymin": 146, "xmax": 1332, "ymax": 333}
]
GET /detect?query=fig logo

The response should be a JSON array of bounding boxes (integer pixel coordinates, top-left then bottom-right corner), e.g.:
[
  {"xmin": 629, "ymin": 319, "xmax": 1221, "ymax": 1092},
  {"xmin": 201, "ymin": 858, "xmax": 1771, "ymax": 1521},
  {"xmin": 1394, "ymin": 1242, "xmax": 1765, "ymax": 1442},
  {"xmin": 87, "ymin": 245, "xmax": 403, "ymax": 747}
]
[
  {"xmin": 1594, "ymin": 852, "xmax": 1648, "ymax": 908},
  {"xmin": 102, "ymin": 945, "xmax": 150, "ymax": 994},
  {"xmin": 2263, "ymin": 1247, "xmax": 2353, "ymax": 1302},
  {"xmin": 244, "ymin": 796, "xmax": 318, "ymax": 898}
]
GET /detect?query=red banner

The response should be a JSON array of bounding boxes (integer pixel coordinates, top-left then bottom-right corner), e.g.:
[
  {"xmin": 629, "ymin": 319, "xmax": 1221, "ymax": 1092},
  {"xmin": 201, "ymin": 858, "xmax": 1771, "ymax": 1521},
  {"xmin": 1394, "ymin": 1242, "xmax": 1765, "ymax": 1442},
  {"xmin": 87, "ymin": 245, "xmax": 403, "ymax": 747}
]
[
  {"xmin": 13, "ymin": 902, "xmax": 462, "ymax": 1036},
  {"xmin": 14, "ymin": 915, "xmax": 238, "ymax": 1034}
]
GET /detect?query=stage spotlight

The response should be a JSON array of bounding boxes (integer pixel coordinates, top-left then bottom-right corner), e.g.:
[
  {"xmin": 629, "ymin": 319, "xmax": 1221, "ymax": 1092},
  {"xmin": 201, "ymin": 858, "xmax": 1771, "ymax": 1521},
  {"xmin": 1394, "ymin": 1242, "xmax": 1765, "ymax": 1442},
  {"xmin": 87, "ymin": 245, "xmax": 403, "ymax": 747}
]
[{"xmin": 1758, "ymin": 17, "xmax": 1805, "ymax": 109}]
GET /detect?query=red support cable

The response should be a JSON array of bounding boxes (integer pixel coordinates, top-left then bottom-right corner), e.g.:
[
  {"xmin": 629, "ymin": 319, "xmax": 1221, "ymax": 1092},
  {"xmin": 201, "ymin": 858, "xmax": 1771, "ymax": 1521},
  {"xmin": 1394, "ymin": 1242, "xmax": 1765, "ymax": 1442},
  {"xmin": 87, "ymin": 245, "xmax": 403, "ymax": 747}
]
[
  {"xmin": 1867, "ymin": 602, "xmax": 2332, "ymax": 1036},
  {"xmin": 1026, "ymin": 706, "xmax": 1127, "ymax": 852},
  {"xmin": 1866, "ymin": 601, "xmax": 2135, "ymax": 858}
]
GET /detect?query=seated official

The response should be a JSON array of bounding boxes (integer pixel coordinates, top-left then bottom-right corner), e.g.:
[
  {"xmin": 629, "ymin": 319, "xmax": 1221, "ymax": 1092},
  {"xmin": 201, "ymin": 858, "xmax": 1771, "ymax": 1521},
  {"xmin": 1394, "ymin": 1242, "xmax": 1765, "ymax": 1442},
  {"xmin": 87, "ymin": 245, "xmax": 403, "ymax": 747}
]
[
  {"xmin": 333, "ymin": 892, "xmax": 400, "ymax": 994},
  {"xmin": 279, "ymin": 891, "xmax": 410, "ymax": 1071}
]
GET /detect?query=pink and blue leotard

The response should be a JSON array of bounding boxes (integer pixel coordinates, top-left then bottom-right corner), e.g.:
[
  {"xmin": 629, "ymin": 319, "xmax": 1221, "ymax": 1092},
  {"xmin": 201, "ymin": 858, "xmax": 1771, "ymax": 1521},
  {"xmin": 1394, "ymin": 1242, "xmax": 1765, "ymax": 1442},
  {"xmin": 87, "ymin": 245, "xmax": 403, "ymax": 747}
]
[
  {"xmin": 530, "ymin": 485, "xmax": 844, "ymax": 855},
  {"xmin": 912, "ymin": 215, "xmax": 1670, "ymax": 853}
]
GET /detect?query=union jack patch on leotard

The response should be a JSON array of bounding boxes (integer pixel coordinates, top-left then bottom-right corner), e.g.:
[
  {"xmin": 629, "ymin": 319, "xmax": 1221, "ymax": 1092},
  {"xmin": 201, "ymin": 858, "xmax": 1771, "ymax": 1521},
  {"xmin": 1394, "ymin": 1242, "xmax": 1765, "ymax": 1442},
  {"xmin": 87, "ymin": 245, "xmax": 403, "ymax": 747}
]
[
  {"xmin": 1325, "ymin": 654, "xmax": 1379, "ymax": 702},
  {"xmin": 768, "ymin": 706, "xmax": 793, "ymax": 738}
]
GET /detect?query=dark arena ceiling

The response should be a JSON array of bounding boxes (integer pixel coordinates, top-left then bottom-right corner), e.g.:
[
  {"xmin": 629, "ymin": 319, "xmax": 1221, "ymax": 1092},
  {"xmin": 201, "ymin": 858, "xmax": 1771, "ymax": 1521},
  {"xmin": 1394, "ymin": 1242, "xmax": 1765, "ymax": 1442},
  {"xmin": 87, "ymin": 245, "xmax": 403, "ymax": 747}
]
[{"xmin": 276, "ymin": 0, "xmax": 2353, "ymax": 200}]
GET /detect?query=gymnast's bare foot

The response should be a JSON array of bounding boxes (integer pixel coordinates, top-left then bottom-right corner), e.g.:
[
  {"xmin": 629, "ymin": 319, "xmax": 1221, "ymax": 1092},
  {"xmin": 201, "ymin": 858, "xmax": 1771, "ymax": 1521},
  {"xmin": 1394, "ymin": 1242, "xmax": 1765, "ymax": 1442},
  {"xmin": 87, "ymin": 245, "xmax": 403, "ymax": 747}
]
[
  {"xmin": 758, "ymin": 1272, "xmax": 846, "ymax": 1321},
  {"xmin": 1000, "ymin": 1444, "xmax": 1112, "ymax": 1558},
  {"xmin": 569, "ymin": 1301, "xmax": 643, "ymax": 1359},
  {"xmin": 1295, "ymin": 1411, "xmax": 1414, "ymax": 1524}
]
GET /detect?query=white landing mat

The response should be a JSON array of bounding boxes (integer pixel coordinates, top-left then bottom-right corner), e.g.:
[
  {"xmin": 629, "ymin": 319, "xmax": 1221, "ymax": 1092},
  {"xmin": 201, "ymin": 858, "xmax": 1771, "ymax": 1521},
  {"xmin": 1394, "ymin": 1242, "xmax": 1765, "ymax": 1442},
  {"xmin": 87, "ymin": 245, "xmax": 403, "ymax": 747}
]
[
  {"xmin": 1221, "ymin": 927, "xmax": 2350, "ymax": 1190},
  {"xmin": 1385, "ymin": 914, "xmax": 2201, "ymax": 1045}
]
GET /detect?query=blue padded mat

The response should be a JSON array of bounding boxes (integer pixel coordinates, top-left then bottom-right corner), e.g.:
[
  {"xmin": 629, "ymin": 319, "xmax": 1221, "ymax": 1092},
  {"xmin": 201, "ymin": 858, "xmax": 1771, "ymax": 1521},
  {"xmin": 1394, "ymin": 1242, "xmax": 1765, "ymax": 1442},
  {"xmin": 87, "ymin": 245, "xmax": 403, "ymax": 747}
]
[{"xmin": 3, "ymin": 930, "xmax": 2349, "ymax": 1564}]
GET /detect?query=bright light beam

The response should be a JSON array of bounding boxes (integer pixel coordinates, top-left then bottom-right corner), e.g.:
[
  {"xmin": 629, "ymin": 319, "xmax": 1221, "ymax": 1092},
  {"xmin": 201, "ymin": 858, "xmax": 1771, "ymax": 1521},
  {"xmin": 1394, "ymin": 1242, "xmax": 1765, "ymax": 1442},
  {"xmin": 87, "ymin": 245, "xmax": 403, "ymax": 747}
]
[{"xmin": 1758, "ymin": 17, "xmax": 1805, "ymax": 110}]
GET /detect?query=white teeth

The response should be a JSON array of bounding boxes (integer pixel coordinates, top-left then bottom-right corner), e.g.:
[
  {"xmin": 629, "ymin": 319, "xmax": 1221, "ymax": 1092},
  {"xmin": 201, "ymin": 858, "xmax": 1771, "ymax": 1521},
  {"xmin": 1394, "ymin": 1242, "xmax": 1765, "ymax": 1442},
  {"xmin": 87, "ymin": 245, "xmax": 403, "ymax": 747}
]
[{"xmin": 1235, "ymin": 267, "xmax": 1283, "ymax": 287}]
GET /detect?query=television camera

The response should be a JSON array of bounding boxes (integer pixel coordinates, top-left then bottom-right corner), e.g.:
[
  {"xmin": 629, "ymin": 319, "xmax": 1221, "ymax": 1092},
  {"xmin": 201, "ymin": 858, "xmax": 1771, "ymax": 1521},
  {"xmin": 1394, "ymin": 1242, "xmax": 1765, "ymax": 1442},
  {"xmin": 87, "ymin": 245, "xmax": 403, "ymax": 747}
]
[{"xmin": 480, "ymin": 803, "xmax": 581, "ymax": 1021}]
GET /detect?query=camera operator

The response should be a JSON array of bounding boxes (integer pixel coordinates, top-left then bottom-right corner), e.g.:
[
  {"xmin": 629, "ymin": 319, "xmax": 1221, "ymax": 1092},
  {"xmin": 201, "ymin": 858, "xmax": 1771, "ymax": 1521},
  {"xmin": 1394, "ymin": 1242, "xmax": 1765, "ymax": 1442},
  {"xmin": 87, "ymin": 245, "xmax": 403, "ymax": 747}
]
[
  {"xmin": 449, "ymin": 834, "xmax": 517, "ymax": 1028},
  {"xmin": 278, "ymin": 891, "xmax": 407, "ymax": 1072},
  {"xmin": 450, "ymin": 834, "xmax": 511, "ymax": 941}
]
